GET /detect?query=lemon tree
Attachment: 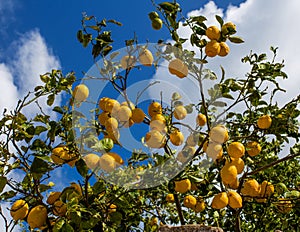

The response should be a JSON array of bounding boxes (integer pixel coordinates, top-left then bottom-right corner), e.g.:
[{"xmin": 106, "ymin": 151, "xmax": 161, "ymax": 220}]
[{"xmin": 0, "ymin": 1, "xmax": 299, "ymax": 232}]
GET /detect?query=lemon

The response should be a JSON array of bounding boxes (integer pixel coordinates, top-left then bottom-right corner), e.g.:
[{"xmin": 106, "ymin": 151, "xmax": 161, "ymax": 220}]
[
  {"xmin": 183, "ymin": 195, "xmax": 197, "ymax": 208},
  {"xmin": 46, "ymin": 192, "xmax": 61, "ymax": 205},
  {"xmin": 220, "ymin": 163, "xmax": 238, "ymax": 185},
  {"xmin": 196, "ymin": 113, "xmax": 207, "ymax": 126},
  {"xmin": 145, "ymin": 130, "xmax": 166, "ymax": 148},
  {"xmin": 10, "ymin": 199, "xmax": 29, "ymax": 221},
  {"xmin": 218, "ymin": 42, "xmax": 230, "ymax": 57},
  {"xmin": 205, "ymin": 40, "xmax": 221, "ymax": 57},
  {"xmin": 73, "ymin": 84, "xmax": 89, "ymax": 102},
  {"xmin": 131, "ymin": 108, "xmax": 145, "ymax": 123},
  {"xmin": 105, "ymin": 117, "xmax": 119, "ymax": 132},
  {"xmin": 174, "ymin": 105, "xmax": 187, "ymax": 120},
  {"xmin": 227, "ymin": 142, "xmax": 245, "ymax": 158},
  {"xmin": 241, "ymin": 179, "xmax": 261, "ymax": 197},
  {"xmin": 211, "ymin": 192, "xmax": 228, "ymax": 209},
  {"xmin": 206, "ymin": 26, "xmax": 221, "ymax": 40},
  {"xmin": 246, "ymin": 141, "xmax": 261, "ymax": 157},
  {"xmin": 139, "ymin": 48, "xmax": 154, "ymax": 66},
  {"xmin": 257, "ymin": 115, "xmax": 272, "ymax": 129},
  {"xmin": 120, "ymin": 55, "xmax": 136, "ymax": 69},
  {"xmin": 170, "ymin": 129, "xmax": 184, "ymax": 146},
  {"xmin": 226, "ymin": 158, "xmax": 244, "ymax": 174},
  {"xmin": 98, "ymin": 153, "xmax": 118, "ymax": 172},
  {"xmin": 83, "ymin": 153, "xmax": 100, "ymax": 170},
  {"xmin": 166, "ymin": 193, "xmax": 175, "ymax": 203},
  {"xmin": 148, "ymin": 101, "xmax": 162, "ymax": 117},
  {"xmin": 150, "ymin": 114, "xmax": 166, "ymax": 132},
  {"xmin": 194, "ymin": 200, "xmax": 205, "ymax": 213},
  {"xmin": 168, "ymin": 58, "xmax": 188, "ymax": 78},
  {"xmin": 209, "ymin": 125, "xmax": 229, "ymax": 144},
  {"xmin": 206, "ymin": 142, "xmax": 223, "ymax": 161},
  {"xmin": 227, "ymin": 191, "xmax": 243, "ymax": 209},
  {"xmin": 174, "ymin": 179, "xmax": 191, "ymax": 194},
  {"xmin": 27, "ymin": 205, "xmax": 48, "ymax": 229},
  {"xmin": 221, "ymin": 22, "xmax": 236, "ymax": 35},
  {"xmin": 116, "ymin": 105, "xmax": 132, "ymax": 122},
  {"xmin": 53, "ymin": 200, "xmax": 67, "ymax": 217},
  {"xmin": 152, "ymin": 18, "xmax": 163, "ymax": 30}
]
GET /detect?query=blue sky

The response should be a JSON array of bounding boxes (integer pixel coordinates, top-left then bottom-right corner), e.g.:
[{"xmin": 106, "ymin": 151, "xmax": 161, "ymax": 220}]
[{"xmin": 1, "ymin": 0, "xmax": 300, "ymax": 230}]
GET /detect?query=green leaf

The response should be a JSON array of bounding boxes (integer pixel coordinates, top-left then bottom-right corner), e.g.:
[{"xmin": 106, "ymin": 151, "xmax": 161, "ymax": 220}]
[
  {"xmin": 61, "ymin": 223, "xmax": 75, "ymax": 232},
  {"xmin": 0, "ymin": 176, "xmax": 7, "ymax": 193},
  {"xmin": 47, "ymin": 94, "xmax": 55, "ymax": 106},
  {"xmin": 222, "ymin": 93, "xmax": 234, "ymax": 100},
  {"xmin": 211, "ymin": 101, "xmax": 227, "ymax": 107},
  {"xmin": 0, "ymin": 190, "xmax": 16, "ymax": 200},
  {"xmin": 30, "ymin": 157, "xmax": 52, "ymax": 176},
  {"xmin": 228, "ymin": 36, "xmax": 244, "ymax": 44},
  {"xmin": 107, "ymin": 19, "xmax": 123, "ymax": 26},
  {"xmin": 34, "ymin": 126, "xmax": 47, "ymax": 135},
  {"xmin": 75, "ymin": 158, "xmax": 89, "ymax": 177},
  {"xmin": 215, "ymin": 15, "xmax": 223, "ymax": 26},
  {"xmin": 93, "ymin": 181, "xmax": 106, "ymax": 195},
  {"xmin": 53, "ymin": 106, "xmax": 64, "ymax": 114},
  {"xmin": 40, "ymin": 74, "xmax": 50, "ymax": 83}
]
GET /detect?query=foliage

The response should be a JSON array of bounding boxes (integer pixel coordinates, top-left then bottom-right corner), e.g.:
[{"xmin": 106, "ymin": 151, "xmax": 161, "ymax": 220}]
[{"xmin": 0, "ymin": 1, "xmax": 299, "ymax": 232}]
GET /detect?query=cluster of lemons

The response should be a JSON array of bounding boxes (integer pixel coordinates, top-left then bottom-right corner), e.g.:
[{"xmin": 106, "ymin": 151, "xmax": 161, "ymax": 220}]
[
  {"xmin": 164, "ymin": 113, "xmax": 274, "ymax": 211},
  {"xmin": 10, "ymin": 183, "xmax": 81, "ymax": 230},
  {"xmin": 204, "ymin": 22, "xmax": 236, "ymax": 58}
]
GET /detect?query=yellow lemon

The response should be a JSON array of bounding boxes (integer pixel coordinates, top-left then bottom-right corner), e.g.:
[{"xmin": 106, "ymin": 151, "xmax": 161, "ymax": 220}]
[
  {"xmin": 166, "ymin": 193, "xmax": 175, "ymax": 203},
  {"xmin": 152, "ymin": 18, "xmax": 163, "ymax": 30},
  {"xmin": 196, "ymin": 113, "xmax": 207, "ymax": 127},
  {"xmin": 241, "ymin": 179, "xmax": 261, "ymax": 197},
  {"xmin": 211, "ymin": 192, "xmax": 228, "ymax": 209},
  {"xmin": 148, "ymin": 101, "xmax": 162, "ymax": 117},
  {"xmin": 194, "ymin": 200, "xmax": 205, "ymax": 213},
  {"xmin": 98, "ymin": 153, "xmax": 118, "ymax": 172},
  {"xmin": 73, "ymin": 84, "xmax": 89, "ymax": 102},
  {"xmin": 226, "ymin": 158, "xmax": 244, "ymax": 174},
  {"xmin": 169, "ymin": 129, "xmax": 184, "ymax": 146},
  {"xmin": 209, "ymin": 125, "xmax": 229, "ymax": 144},
  {"xmin": 218, "ymin": 42, "xmax": 230, "ymax": 57},
  {"xmin": 206, "ymin": 142, "xmax": 223, "ymax": 161},
  {"xmin": 145, "ymin": 130, "xmax": 166, "ymax": 148},
  {"xmin": 131, "ymin": 108, "xmax": 145, "ymax": 123},
  {"xmin": 53, "ymin": 200, "xmax": 67, "ymax": 217},
  {"xmin": 174, "ymin": 105, "xmax": 187, "ymax": 120},
  {"xmin": 121, "ymin": 55, "xmax": 136, "ymax": 69},
  {"xmin": 246, "ymin": 141, "xmax": 261, "ymax": 157},
  {"xmin": 227, "ymin": 142, "xmax": 245, "ymax": 159},
  {"xmin": 105, "ymin": 117, "xmax": 119, "ymax": 132},
  {"xmin": 221, "ymin": 22, "xmax": 236, "ymax": 35},
  {"xmin": 46, "ymin": 192, "xmax": 61, "ymax": 205},
  {"xmin": 220, "ymin": 163, "xmax": 238, "ymax": 185},
  {"xmin": 139, "ymin": 48, "xmax": 154, "ymax": 66},
  {"xmin": 227, "ymin": 191, "xmax": 243, "ymax": 209},
  {"xmin": 257, "ymin": 115, "xmax": 272, "ymax": 129},
  {"xmin": 27, "ymin": 205, "xmax": 48, "ymax": 229},
  {"xmin": 116, "ymin": 105, "xmax": 132, "ymax": 122},
  {"xmin": 10, "ymin": 199, "xmax": 29, "ymax": 221},
  {"xmin": 83, "ymin": 153, "xmax": 100, "ymax": 170},
  {"xmin": 205, "ymin": 40, "xmax": 221, "ymax": 57},
  {"xmin": 206, "ymin": 26, "xmax": 221, "ymax": 40},
  {"xmin": 174, "ymin": 179, "xmax": 191, "ymax": 194},
  {"xmin": 168, "ymin": 58, "xmax": 188, "ymax": 78},
  {"xmin": 183, "ymin": 195, "xmax": 197, "ymax": 208}
]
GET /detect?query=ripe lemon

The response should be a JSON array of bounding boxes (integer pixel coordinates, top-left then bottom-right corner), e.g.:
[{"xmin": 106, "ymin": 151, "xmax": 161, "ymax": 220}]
[
  {"xmin": 98, "ymin": 153, "xmax": 117, "ymax": 172},
  {"xmin": 149, "ymin": 217, "xmax": 159, "ymax": 226},
  {"xmin": 166, "ymin": 193, "xmax": 175, "ymax": 203},
  {"xmin": 108, "ymin": 204, "xmax": 117, "ymax": 213},
  {"xmin": 51, "ymin": 146, "xmax": 73, "ymax": 165},
  {"xmin": 241, "ymin": 179, "xmax": 261, "ymax": 197},
  {"xmin": 227, "ymin": 142, "xmax": 245, "ymax": 158},
  {"xmin": 46, "ymin": 192, "xmax": 61, "ymax": 205},
  {"xmin": 148, "ymin": 101, "xmax": 162, "ymax": 117},
  {"xmin": 260, "ymin": 180, "xmax": 274, "ymax": 198},
  {"xmin": 53, "ymin": 200, "xmax": 67, "ymax": 217},
  {"xmin": 170, "ymin": 129, "xmax": 184, "ymax": 146},
  {"xmin": 150, "ymin": 114, "xmax": 166, "ymax": 132},
  {"xmin": 194, "ymin": 200, "xmax": 205, "ymax": 213},
  {"xmin": 152, "ymin": 18, "xmax": 163, "ymax": 30},
  {"xmin": 196, "ymin": 113, "xmax": 207, "ymax": 127},
  {"xmin": 246, "ymin": 141, "xmax": 261, "ymax": 157},
  {"xmin": 211, "ymin": 192, "xmax": 228, "ymax": 209},
  {"xmin": 116, "ymin": 105, "xmax": 132, "ymax": 122},
  {"xmin": 205, "ymin": 40, "xmax": 221, "ymax": 57},
  {"xmin": 73, "ymin": 84, "xmax": 89, "ymax": 102},
  {"xmin": 104, "ymin": 99, "xmax": 120, "ymax": 114},
  {"xmin": 70, "ymin": 183, "xmax": 83, "ymax": 196},
  {"xmin": 145, "ymin": 130, "xmax": 166, "ymax": 148},
  {"xmin": 105, "ymin": 117, "xmax": 119, "ymax": 132},
  {"xmin": 206, "ymin": 142, "xmax": 223, "ymax": 161},
  {"xmin": 226, "ymin": 158, "xmax": 244, "ymax": 174},
  {"xmin": 139, "ymin": 48, "xmax": 154, "ymax": 66},
  {"xmin": 98, "ymin": 97, "xmax": 110, "ymax": 111},
  {"xmin": 168, "ymin": 58, "xmax": 188, "ymax": 78},
  {"xmin": 120, "ymin": 55, "xmax": 136, "ymax": 69},
  {"xmin": 184, "ymin": 195, "xmax": 197, "ymax": 208},
  {"xmin": 10, "ymin": 199, "xmax": 29, "ymax": 221},
  {"xmin": 206, "ymin": 26, "xmax": 221, "ymax": 40},
  {"xmin": 174, "ymin": 179, "xmax": 191, "ymax": 193},
  {"xmin": 120, "ymin": 101, "xmax": 135, "ymax": 110},
  {"xmin": 98, "ymin": 111, "xmax": 110, "ymax": 125},
  {"xmin": 221, "ymin": 22, "xmax": 236, "ymax": 35},
  {"xmin": 220, "ymin": 163, "xmax": 238, "ymax": 185},
  {"xmin": 227, "ymin": 191, "xmax": 243, "ymax": 208},
  {"xmin": 257, "ymin": 115, "xmax": 272, "ymax": 129},
  {"xmin": 27, "ymin": 205, "xmax": 48, "ymax": 229},
  {"xmin": 218, "ymin": 42, "xmax": 230, "ymax": 57},
  {"xmin": 174, "ymin": 105, "xmax": 187, "ymax": 120},
  {"xmin": 106, "ymin": 152, "xmax": 124, "ymax": 165},
  {"xmin": 131, "ymin": 108, "xmax": 145, "ymax": 123},
  {"xmin": 209, "ymin": 125, "xmax": 229, "ymax": 144},
  {"xmin": 225, "ymin": 177, "xmax": 239, "ymax": 190},
  {"xmin": 83, "ymin": 153, "xmax": 100, "ymax": 170}
]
